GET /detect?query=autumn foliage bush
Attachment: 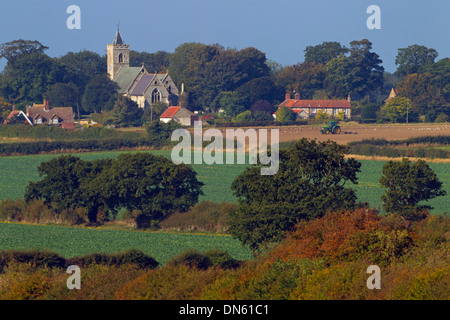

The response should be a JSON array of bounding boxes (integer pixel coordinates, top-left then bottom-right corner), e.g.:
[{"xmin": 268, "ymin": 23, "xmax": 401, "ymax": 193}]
[
  {"xmin": 267, "ymin": 209, "xmax": 415, "ymax": 266},
  {"xmin": 1, "ymin": 209, "xmax": 448, "ymax": 300}
]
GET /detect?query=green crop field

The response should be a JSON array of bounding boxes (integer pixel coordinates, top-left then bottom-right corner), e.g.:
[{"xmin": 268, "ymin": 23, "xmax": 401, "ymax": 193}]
[
  {"xmin": 0, "ymin": 150, "xmax": 248, "ymax": 204},
  {"xmin": 0, "ymin": 222, "xmax": 253, "ymax": 265},
  {"xmin": 353, "ymin": 160, "xmax": 450, "ymax": 214},
  {"xmin": 0, "ymin": 150, "xmax": 448, "ymax": 263},
  {"xmin": 0, "ymin": 150, "xmax": 448, "ymax": 213}
]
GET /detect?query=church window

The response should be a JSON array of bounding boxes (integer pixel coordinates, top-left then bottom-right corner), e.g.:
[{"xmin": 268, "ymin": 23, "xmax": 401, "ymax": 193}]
[
  {"xmin": 151, "ymin": 89, "xmax": 161, "ymax": 104},
  {"xmin": 119, "ymin": 53, "xmax": 123, "ymax": 63},
  {"xmin": 168, "ymin": 86, "xmax": 172, "ymax": 94}
]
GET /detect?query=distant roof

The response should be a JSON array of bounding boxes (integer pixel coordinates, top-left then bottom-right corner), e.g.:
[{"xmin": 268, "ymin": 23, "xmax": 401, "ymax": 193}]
[
  {"xmin": 279, "ymin": 99, "xmax": 351, "ymax": 109},
  {"xmin": 4, "ymin": 110, "xmax": 33, "ymax": 125},
  {"xmin": 27, "ymin": 105, "xmax": 75, "ymax": 123},
  {"xmin": 160, "ymin": 106, "xmax": 195, "ymax": 120},
  {"xmin": 114, "ymin": 67, "xmax": 144, "ymax": 93},
  {"xmin": 160, "ymin": 106, "xmax": 180, "ymax": 119}
]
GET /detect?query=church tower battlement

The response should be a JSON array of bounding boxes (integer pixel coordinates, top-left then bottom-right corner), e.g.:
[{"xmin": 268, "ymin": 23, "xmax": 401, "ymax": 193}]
[{"xmin": 107, "ymin": 24, "xmax": 130, "ymax": 80}]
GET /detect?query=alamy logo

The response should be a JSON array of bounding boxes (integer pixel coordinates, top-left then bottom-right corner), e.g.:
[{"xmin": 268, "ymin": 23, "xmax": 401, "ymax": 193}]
[
  {"xmin": 171, "ymin": 122, "xmax": 279, "ymax": 175},
  {"xmin": 66, "ymin": 5, "xmax": 81, "ymax": 30},
  {"xmin": 66, "ymin": 265, "xmax": 81, "ymax": 290},
  {"xmin": 366, "ymin": 265, "xmax": 381, "ymax": 289},
  {"xmin": 367, "ymin": 5, "xmax": 381, "ymax": 30}
]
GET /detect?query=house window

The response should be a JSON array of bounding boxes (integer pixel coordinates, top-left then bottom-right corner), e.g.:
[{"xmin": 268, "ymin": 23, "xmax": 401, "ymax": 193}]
[
  {"xmin": 37, "ymin": 118, "xmax": 42, "ymax": 124},
  {"xmin": 311, "ymin": 108, "xmax": 317, "ymax": 113},
  {"xmin": 53, "ymin": 118, "xmax": 58, "ymax": 124}
]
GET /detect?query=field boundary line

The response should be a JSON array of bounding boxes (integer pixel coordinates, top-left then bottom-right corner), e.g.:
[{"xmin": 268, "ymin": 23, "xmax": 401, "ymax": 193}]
[{"xmin": 346, "ymin": 154, "xmax": 450, "ymax": 163}]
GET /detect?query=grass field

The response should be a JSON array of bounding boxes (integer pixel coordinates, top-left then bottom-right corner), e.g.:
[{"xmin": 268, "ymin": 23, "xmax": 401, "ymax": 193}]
[
  {"xmin": 0, "ymin": 222, "xmax": 253, "ymax": 265},
  {"xmin": 0, "ymin": 150, "xmax": 448, "ymax": 214}
]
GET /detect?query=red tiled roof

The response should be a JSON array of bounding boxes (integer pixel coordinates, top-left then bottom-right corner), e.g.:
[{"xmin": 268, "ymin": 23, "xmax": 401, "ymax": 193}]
[
  {"xmin": 6, "ymin": 110, "xmax": 21, "ymax": 119},
  {"xmin": 160, "ymin": 106, "xmax": 180, "ymax": 119},
  {"xmin": 279, "ymin": 99, "xmax": 351, "ymax": 109}
]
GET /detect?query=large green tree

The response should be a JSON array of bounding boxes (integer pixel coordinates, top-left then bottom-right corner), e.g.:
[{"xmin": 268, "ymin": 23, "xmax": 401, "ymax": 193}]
[
  {"xmin": 25, "ymin": 153, "xmax": 203, "ymax": 226},
  {"xmin": 168, "ymin": 43, "xmax": 270, "ymax": 111},
  {"xmin": 275, "ymin": 62, "xmax": 328, "ymax": 99},
  {"xmin": 58, "ymin": 50, "xmax": 106, "ymax": 96},
  {"xmin": 0, "ymin": 39, "xmax": 49, "ymax": 63},
  {"xmin": 105, "ymin": 95, "xmax": 143, "ymax": 127},
  {"xmin": 44, "ymin": 82, "xmax": 80, "ymax": 111},
  {"xmin": 395, "ymin": 44, "xmax": 439, "ymax": 79},
  {"xmin": 325, "ymin": 39, "xmax": 384, "ymax": 100},
  {"xmin": 0, "ymin": 52, "xmax": 72, "ymax": 106},
  {"xmin": 380, "ymin": 158, "xmax": 446, "ymax": 220},
  {"xmin": 304, "ymin": 41, "xmax": 348, "ymax": 65},
  {"xmin": 216, "ymin": 91, "xmax": 246, "ymax": 118},
  {"xmin": 228, "ymin": 138, "xmax": 361, "ymax": 250},
  {"xmin": 24, "ymin": 155, "xmax": 113, "ymax": 223},
  {"xmin": 129, "ymin": 50, "xmax": 171, "ymax": 73},
  {"xmin": 95, "ymin": 153, "xmax": 204, "ymax": 228},
  {"xmin": 81, "ymin": 74, "xmax": 118, "ymax": 114}
]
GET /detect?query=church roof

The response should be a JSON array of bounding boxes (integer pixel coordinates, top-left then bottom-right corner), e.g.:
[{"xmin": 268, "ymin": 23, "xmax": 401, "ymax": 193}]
[
  {"xmin": 129, "ymin": 73, "xmax": 171, "ymax": 96},
  {"xmin": 130, "ymin": 74, "xmax": 155, "ymax": 96},
  {"xmin": 114, "ymin": 67, "xmax": 144, "ymax": 94}
]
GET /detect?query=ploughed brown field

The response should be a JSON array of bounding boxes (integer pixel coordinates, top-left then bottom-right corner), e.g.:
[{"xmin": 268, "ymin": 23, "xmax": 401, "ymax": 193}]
[
  {"xmin": 275, "ymin": 123, "xmax": 450, "ymax": 144},
  {"xmin": 195, "ymin": 123, "xmax": 450, "ymax": 145}
]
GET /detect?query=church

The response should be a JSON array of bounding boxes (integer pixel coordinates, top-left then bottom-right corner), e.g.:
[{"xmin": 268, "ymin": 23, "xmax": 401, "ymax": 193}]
[{"xmin": 107, "ymin": 27, "xmax": 179, "ymax": 109}]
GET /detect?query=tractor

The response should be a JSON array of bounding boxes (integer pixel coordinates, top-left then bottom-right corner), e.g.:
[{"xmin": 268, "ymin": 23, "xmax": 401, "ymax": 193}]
[{"xmin": 320, "ymin": 121, "xmax": 341, "ymax": 134}]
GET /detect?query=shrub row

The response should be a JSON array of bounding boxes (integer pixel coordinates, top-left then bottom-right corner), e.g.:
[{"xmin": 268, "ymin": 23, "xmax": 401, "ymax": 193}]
[
  {"xmin": 348, "ymin": 144, "xmax": 450, "ymax": 159},
  {"xmin": 0, "ymin": 125, "xmax": 141, "ymax": 140},
  {"xmin": 0, "ymin": 137, "xmax": 157, "ymax": 156},
  {"xmin": 349, "ymin": 136, "xmax": 450, "ymax": 147},
  {"xmin": 160, "ymin": 201, "xmax": 238, "ymax": 233},
  {"xmin": 0, "ymin": 247, "xmax": 241, "ymax": 274},
  {"xmin": 348, "ymin": 136, "xmax": 450, "ymax": 159},
  {"xmin": 0, "ymin": 199, "xmax": 87, "ymax": 225},
  {"xmin": 212, "ymin": 120, "xmax": 309, "ymax": 127},
  {"xmin": 0, "ymin": 249, "xmax": 159, "ymax": 273}
]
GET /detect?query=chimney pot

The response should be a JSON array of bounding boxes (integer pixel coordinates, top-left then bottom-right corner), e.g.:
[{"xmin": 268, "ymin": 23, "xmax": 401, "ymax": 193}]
[
  {"xmin": 295, "ymin": 92, "xmax": 300, "ymax": 101},
  {"xmin": 285, "ymin": 92, "xmax": 291, "ymax": 100}
]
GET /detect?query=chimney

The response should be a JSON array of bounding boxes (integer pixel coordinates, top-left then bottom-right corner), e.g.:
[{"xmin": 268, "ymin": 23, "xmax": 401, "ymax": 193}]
[
  {"xmin": 347, "ymin": 95, "xmax": 351, "ymax": 102},
  {"xmin": 12, "ymin": 104, "xmax": 15, "ymax": 112},
  {"xmin": 295, "ymin": 92, "xmax": 300, "ymax": 101},
  {"xmin": 44, "ymin": 99, "xmax": 49, "ymax": 111},
  {"xmin": 285, "ymin": 92, "xmax": 291, "ymax": 101}
]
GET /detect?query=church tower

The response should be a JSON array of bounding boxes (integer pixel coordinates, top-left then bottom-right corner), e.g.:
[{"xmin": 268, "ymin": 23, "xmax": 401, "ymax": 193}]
[{"xmin": 107, "ymin": 25, "xmax": 130, "ymax": 80}]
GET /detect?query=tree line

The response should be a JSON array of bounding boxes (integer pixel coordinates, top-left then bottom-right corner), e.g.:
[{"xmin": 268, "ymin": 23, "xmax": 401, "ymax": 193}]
[{"xmin": 0, "ymin": 39, "xmax": 448, "ymax": 125}]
